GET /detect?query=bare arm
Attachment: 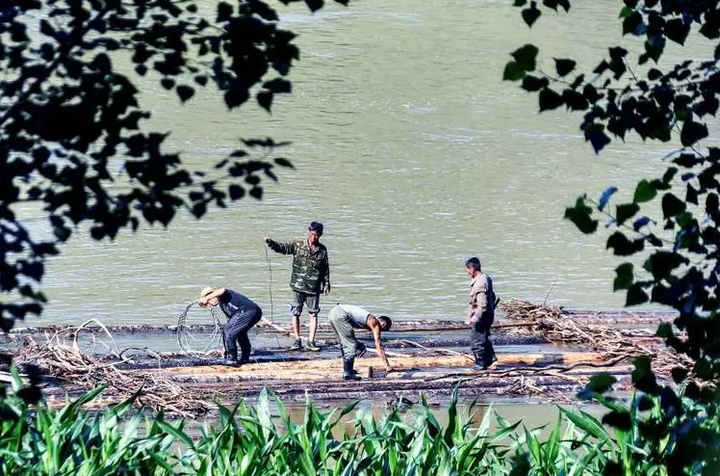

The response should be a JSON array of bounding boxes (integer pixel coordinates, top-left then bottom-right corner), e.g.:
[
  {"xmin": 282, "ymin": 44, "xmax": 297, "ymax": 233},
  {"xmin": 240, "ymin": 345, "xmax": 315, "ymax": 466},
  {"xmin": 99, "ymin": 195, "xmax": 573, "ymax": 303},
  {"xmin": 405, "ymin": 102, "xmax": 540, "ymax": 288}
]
[{"xmin": 368, "ymin": 316, "xmax": 391, "ymax": 371}]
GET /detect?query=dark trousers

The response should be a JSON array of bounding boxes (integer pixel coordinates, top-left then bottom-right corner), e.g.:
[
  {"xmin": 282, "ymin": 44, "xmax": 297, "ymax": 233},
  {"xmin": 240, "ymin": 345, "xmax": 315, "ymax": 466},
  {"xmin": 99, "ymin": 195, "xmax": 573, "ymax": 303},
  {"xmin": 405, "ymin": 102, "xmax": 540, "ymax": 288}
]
[
  {"xmin": 470, "ymin": 318, "xmax": 497, "ymax": 367},
  {"xmin": 224, "ymin": 306, "xmax": 262, "ymax": 361}
]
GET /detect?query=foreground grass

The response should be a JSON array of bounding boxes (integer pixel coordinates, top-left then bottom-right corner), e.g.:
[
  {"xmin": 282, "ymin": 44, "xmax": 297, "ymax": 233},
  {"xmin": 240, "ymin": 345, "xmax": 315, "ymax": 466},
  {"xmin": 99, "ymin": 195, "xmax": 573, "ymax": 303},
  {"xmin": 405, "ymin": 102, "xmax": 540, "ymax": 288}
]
[{"xmin": 0, "ymin": 370, "xmax": 663, "ymax": 475}]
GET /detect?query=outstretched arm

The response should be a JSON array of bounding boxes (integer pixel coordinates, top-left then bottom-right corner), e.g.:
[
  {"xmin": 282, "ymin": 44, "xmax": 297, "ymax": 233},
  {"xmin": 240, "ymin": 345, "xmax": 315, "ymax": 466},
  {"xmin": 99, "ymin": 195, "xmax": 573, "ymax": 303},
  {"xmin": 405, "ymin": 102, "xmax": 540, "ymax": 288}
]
[{"xmin": 264, "ymin": 237, "xmax": 297, "ymax": 255}]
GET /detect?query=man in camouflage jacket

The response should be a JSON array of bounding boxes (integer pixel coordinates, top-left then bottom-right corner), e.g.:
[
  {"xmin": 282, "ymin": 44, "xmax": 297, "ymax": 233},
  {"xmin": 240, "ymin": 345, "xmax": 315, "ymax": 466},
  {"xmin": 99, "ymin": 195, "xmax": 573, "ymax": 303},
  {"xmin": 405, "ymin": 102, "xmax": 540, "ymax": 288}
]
[{"xmin": 265, "ymin": 221, "xmax": 330, "ymax": 351}]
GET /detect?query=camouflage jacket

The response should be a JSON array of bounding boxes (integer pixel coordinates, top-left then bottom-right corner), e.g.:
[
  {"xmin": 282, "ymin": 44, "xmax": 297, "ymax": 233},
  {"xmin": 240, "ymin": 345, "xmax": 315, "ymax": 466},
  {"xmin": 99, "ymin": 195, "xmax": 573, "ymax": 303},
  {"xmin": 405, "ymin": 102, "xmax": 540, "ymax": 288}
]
[{"xmin": 268, "ymin": 239, "xmax": 330, "ymax": 294}]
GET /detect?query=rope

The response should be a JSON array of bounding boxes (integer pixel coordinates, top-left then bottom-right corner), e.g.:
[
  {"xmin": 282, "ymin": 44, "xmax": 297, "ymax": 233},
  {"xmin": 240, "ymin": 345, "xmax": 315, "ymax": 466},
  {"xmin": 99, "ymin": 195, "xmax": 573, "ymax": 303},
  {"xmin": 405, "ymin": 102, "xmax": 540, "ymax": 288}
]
[
  {"xmin": 265, "ymin": 244, "xmax": 287, "ymax": 361},
  {"xmin": 265, "ymin": 245, "xmax": 275, "ymax": 323},
  {"xmin": 176, "ymin": 301, "xmax": 224, "ymax": 355}
]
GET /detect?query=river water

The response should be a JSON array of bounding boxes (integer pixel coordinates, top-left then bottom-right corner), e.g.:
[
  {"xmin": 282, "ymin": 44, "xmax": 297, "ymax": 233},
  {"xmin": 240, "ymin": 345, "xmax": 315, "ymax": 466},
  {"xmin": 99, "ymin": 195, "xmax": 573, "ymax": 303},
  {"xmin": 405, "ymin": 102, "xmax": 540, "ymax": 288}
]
[{"xmin": 20, "ymin": 0, "xmax": 714, "ymax": 329}]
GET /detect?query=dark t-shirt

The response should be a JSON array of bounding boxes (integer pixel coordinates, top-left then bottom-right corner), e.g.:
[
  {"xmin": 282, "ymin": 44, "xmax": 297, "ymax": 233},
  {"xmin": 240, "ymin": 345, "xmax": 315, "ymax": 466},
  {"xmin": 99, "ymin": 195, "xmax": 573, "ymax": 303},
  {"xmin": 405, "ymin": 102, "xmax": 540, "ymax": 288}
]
[{"xmin": 218, "ymin": 289, "xmax": 257, "ymax": 318}]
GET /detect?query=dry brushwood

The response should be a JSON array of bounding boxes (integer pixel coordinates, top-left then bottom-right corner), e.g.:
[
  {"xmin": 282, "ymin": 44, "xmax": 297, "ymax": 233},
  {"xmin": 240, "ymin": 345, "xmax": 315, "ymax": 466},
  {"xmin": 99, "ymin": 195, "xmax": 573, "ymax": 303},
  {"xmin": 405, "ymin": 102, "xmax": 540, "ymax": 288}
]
[
  {"xmin": 499, "ymin": 299, "xmax": 690, "ymax": 378},
  {"xmin": 12, "ymin": 323, "xmax": 216, "ymax": 417}
]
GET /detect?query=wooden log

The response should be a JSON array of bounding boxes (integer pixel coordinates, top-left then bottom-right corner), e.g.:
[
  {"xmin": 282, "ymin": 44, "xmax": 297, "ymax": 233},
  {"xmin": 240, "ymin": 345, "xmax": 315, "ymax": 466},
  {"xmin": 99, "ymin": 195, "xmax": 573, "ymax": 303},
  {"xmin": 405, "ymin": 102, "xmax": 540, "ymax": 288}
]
[{"xmin": 154, "ymin": 352, "xmax": 614, "ymax": 383}]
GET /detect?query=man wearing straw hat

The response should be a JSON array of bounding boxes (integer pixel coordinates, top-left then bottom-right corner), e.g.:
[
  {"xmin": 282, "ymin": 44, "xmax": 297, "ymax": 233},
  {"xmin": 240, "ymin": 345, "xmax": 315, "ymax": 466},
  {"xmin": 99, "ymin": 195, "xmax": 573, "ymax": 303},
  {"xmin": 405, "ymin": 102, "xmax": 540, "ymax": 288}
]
[
  {"xmin": 265, "ymin": 221, "xmax": 330, "ymax": 352},
  {"xmin": 198, "ymin": 286, "xmax": 262, "ymax": 366},
  {"xmin": 328, "ymin": 304, "xmax": 393, "ymax": 380}
]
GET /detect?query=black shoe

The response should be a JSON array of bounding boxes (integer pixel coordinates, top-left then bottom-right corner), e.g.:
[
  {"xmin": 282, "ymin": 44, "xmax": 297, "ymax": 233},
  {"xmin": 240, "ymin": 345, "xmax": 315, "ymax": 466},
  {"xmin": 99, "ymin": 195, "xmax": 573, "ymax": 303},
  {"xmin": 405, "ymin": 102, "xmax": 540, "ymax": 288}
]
[
  {"xmin": 288, "ymin": 338, "xmax": 302, "ymax": 351},
  {"xmin": 343, "ymin": 358, "xmax": 361, "ymax": 381},
  {"xmin": 222, "ymin": 358, "xmax": 238, "ymax": 366},
  {"xmin": 238, "ymin": 356, "xmax": 250, "ymax": 365}
]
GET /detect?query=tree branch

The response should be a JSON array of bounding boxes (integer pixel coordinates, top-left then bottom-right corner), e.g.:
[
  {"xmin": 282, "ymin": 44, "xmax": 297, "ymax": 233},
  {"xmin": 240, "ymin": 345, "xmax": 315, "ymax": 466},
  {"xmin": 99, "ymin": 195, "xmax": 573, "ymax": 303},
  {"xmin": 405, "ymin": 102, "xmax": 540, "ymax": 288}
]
[{"xmin": 0, "ymin": 6, "xmax": 111, "ymax": 129}]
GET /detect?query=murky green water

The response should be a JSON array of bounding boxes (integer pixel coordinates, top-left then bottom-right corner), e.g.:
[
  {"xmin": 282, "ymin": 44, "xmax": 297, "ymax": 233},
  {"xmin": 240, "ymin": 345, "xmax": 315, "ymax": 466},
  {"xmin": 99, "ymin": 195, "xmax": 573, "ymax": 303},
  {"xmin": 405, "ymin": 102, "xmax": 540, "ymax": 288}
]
[{"xmin": 18, "ymin": 1, "xmax": 713, "ymax": 328}]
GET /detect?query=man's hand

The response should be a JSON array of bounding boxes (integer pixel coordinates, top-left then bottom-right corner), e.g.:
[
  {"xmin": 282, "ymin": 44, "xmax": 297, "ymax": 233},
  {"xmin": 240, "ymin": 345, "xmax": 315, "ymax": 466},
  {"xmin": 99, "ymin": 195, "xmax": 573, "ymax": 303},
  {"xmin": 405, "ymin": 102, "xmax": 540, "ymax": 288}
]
[
  {"xmin": 466, "ymin": 316, "xmax": 473, "ymax": 326},
  {"xmin": 385, "ymin": 366, "xmax": 394, "ymax": 372},
  {"xmin": 323, "ymin": 283, "xmax": 331, "ymax": 295}
]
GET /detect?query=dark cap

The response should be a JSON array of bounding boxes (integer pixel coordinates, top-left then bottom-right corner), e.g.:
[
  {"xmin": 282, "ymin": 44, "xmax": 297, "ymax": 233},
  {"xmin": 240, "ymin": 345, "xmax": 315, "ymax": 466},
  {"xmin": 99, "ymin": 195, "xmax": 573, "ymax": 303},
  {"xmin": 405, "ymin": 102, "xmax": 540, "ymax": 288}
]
[{"xmin": 309, "ymin": 221, "xmax": 324, "ymax": 236}]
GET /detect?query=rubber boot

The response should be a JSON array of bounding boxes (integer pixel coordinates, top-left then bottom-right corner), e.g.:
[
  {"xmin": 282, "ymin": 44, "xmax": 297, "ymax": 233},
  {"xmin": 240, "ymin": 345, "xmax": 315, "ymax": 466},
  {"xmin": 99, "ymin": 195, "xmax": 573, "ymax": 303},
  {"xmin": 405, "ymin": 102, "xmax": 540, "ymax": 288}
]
[{"xmin": 343, "ymin": 358, "xmax": 361, "ymax": 381}]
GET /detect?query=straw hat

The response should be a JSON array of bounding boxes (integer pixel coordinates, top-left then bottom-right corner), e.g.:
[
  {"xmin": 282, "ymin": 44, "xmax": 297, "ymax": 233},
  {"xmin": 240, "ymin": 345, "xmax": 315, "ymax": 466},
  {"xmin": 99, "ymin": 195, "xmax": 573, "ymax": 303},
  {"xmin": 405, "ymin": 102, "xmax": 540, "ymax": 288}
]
[{"xmin": 198, "ymin": 286, "xmax": 217, "ymax": 307}]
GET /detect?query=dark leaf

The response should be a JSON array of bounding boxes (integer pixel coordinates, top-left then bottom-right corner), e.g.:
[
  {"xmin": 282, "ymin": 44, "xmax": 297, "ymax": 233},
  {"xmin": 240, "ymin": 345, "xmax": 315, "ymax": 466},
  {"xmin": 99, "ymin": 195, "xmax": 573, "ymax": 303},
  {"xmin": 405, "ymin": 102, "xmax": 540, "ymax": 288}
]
[
  {"xmin": 602, "ymin": 410, "xmax": 632, "ymax": 431},
  {"xmin": 224, "ymin": 85, "xmax": 250, "ymax": 109},
  {"xmin": 661, "ymin": 193, "xmax": 686, "ymax": 218},
  {"xmin": 257, "ymin": 91, "xmax": 273, "ymax": 112},
  {"xmin": 564, "ymin": 196, "xmax": 598, "ymax": 234},
  {"xmin": 539, "ymin": 87, "xmax": 564, "ymax": 112},
  {"xmin": 680, "ymin": 117, "xmax": 709, "ymax": 147},
  {"xmin": 263, "ymin": 78, "xmax": 292, "ymax": 94},
  {"xmin": 647, "ymin": 68, "xmax": 662, "ymax": 80},
  {"xmin": 521, "ymin": 75, "xmax": 548, "ymax": 91},
  {"xmin": 589, "ymin": 129, "xmax": 611, "ymax": 153},
  {"xmin": 554, "ymin": 58, "xmax": 576, "ymax": 77},
  {"xmin": 626, "ymin": 283, "xmax": 649, "ymax": 306},
  {"xmin": 622, "ymin": 11, "xmax": 643, "ymax": 36},
  {"xmin": 587, "ymin": 373, "xmax": 617, "ymax": 394},
  {"xmin": 305, "ymin": 0, "xmax": 324, "ymax": 12},
  {"xmin": 503, "ymin": 61, "xmax": 526, "ymax": 81},
  {"xmin": 632, "ymin": 355, "xmax": 658, "ymax": 394},
  {"xmin": 161, "ymin": 78, "xmax": 176, "ymax": 90},
  {"xmin": 643, "ymin": 251, "xmax": 686, "ymax": 280},
  {"xmin": 521, "ymin": 4, "xmax": 541, "ymax": 28},
  {"xmin": 656, "ymin": 322, "xmax": 673, "ymax": 339},
  {"xmin": 176, "ymin": 85, "xmax": 195, "ymax": 103},
  {"xmin": 217, "ymin": 2, "xmax": 233, "ymax": 22},
  {"xmin": 229, "ymin": 185, "xmax": 245, "ymax": 200},
  {"xmin": 670, "ymin": 366, "xmax": 687, "ymax": 384},
  {"xmin": 607, "ymin": 232, "xmax": 643, "ymax": 256},
  {"xmin": 633, "ymin": 179, "xmax": 657, "ymax": 203},
  {"xmin": 511, "ymin": 44, "xmax": 539, "ymax": 71},
  {"xmin": 616, "ymin": 203, "xmax": 639, "ymax": 225},
  {"xmin": 664, "ymin": 18, "xmax": 690, "ymax": 45},
  {"xmin": 613, "ymin": 263, "xmax": 634, "ymax": 291},
  {"xmin": 274, "ymin": 157, "xmax": 294, "ymax": 168}
]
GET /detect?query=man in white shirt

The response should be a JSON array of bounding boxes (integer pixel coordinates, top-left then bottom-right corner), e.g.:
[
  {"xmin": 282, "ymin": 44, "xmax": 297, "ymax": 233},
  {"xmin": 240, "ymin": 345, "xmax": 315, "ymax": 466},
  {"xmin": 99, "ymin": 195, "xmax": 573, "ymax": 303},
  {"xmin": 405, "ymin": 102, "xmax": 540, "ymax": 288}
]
[{"xmin": 328, "ymin": 304, "xmax": 393, "ymax": 380}]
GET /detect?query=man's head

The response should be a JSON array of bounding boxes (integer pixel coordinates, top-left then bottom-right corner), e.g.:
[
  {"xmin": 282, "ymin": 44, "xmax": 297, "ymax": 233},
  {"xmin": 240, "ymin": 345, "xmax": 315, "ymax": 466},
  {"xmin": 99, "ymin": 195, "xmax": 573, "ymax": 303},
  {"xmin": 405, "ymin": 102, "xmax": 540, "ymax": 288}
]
[
  {"xmin": 465, "ymin": 257, "xmax": 481, "ymax": 278},
  {"xmin": 199, "ymin": 286, "xmax": 220, "ymax": 307},
  {"xmin": 377, "ymin": 315, "xmax": 392, "ymax": 331},
  {"xmin": 308, "ymin": 221, "xmax": 324, "ymax": 245}
]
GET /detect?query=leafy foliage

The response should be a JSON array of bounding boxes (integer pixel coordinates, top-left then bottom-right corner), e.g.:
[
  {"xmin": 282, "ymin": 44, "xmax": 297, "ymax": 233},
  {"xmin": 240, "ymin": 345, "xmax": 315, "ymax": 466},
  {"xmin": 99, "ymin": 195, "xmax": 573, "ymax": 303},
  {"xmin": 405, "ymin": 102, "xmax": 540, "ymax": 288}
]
[
  {"xmin": 0, "ymin": 0, "xmax": 345, "ymax": 329},
  {"xmin": 506, "ymin": 0, "xmax": 720, "ymax": 473},
  {"xmin": 0, "ymin": 377, "xmax": 666, "ymax": 475}
]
